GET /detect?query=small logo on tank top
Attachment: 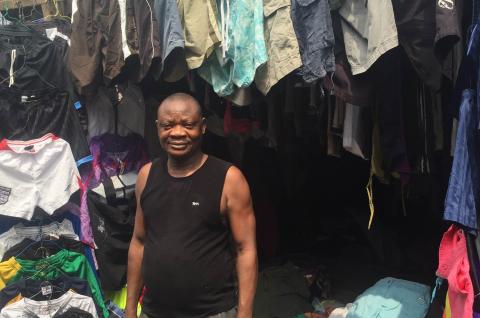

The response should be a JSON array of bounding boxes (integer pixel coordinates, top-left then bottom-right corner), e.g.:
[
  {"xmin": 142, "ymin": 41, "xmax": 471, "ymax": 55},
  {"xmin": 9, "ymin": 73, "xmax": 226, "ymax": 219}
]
[{"xmin": 192, "ymin": 201, "xmax": 200, "ymax": 206}]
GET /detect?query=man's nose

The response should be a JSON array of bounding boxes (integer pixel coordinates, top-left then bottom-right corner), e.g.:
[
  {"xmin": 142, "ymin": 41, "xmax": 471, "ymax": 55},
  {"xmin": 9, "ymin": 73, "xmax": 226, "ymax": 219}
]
[{"xmin": 170, "ymin": 124, "xmax": 187, "ymax": 137}]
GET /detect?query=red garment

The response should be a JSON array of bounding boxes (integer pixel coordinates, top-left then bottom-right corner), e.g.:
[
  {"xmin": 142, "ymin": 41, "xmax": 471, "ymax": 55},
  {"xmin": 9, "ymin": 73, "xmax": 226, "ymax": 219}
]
[{"xmin": 436, "ymin": 225, "xmax": 474, "ymax": 318}]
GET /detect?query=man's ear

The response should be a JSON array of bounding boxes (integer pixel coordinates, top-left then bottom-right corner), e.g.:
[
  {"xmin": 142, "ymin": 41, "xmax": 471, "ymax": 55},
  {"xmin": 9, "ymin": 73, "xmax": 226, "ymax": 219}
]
[{"xmin": 201, "ymin": 117, "xmax": 207, "ymax": 134}]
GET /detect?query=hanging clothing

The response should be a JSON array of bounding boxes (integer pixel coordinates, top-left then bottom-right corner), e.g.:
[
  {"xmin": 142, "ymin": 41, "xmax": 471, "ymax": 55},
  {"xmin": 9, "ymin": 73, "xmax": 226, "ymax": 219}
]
[
  {"xmin": 0, "ymin": 24, "xmax": 79, "ymax": 110},
  {"xmin": 339, "ymin": 0, "xmax": 399, "ymax": 75},
  {"xmin": 1, "ymin": 237, "xmax": 84, "ymax": 262},
  {"xmin": 291, "ymin": 0, "xmax": 335, "ymax": 82},
  {"xmin": 85, "ymin": 83, "xmax": 146, "ymax": 141},
  {"xmin": 0, "ymin": 89, "xmax": 90, "ymax": 163},
  {"xmin": 0, "ymin": 258, "xmax": 20, "ymax": 290},
  {"xmin": 152, "ymin": 0, "xmax": 187, "ymax": 82},
  {"xmin": 254, "ymin": 0, "xmax": 302, "ymax": 95},
  {"xmin": 87, "ymin": 190, "xmax": 135, "ymax": 291},
  {"xmin": 437, "ymin": 225, "xmax": 474, "ymax": 318},
  {"xmin": 0, "ymin": 290, "xmax": 98, "ymax": 318},
  {"xmin": 129, "ymin": 0, "xmax": 161, "ymax": 82},
  {"xmin": 0, "ymin": 276, "xmax": 93, "ymax": 310},
  {"xmin": 86, "ymin": 133, "xmax": 149, "ymax": 190},
  {"xmin": 392, "ymin": 0, "xmax": 442, "ymax": 91},
  {"xmin": 11, "ymin": 250, "xmax": 108, "ymax": 318},
  {"xmin": 0, "ymin": 134, "xmax": 80, "ymax": 220},
  {"xmin": 177, "ymin": 0, "xmax": 222, "ymax": 70},
  {"xmin": 0, "ymin": 219, "xmax": 79, "ymax": 263},
  {"xmin": 70, "ymin": 0, "xmax": 127, "ymax": 90},
  {"xmin": 198, "ymin": 0, "xmax": 268, "ymax": 96},
  {"xmin": 434, "ymin": 0, "xmax": 464, "ymax": 81},
  {"xmin": 444, "ymin": 89, "xmax": 480, "ymax": 232}
]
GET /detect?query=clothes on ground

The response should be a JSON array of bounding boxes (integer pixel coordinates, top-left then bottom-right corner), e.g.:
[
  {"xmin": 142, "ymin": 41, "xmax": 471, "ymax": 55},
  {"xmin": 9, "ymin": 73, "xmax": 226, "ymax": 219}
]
[
  {"xmin": 346, "ymin": 277, "xmax": 431, "ymax": 318},
  {"xmin": 253, "ymin": 262, "xmax": 313, "ymax": 318}
]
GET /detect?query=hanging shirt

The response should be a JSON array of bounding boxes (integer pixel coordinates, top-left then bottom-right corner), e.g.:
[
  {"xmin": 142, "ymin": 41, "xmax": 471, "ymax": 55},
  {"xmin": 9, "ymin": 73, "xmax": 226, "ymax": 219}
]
[
  {"xmin": 0, "ymin": 219, "xmax": 79, "ymax": 260},
  {"xmin": 11, "ymin": 250, "xmax": 108, "ymax": 318},
  {"xmin": 291, "ymin": 0, "xmax": 335, "ymax": 82},
  {"xmin": 339, "ymin": 0, "xmax": 399, "ymax": 75},
  {"xmin": 0, "ymin": 276, "xmax": 93, "ymax": 310},
  {"xmin": 176, "ymin": 0, "xmax": 222, "ymax": 70},
  {"xmin": 0, "ymin": 290, "xmax": 98, "ymax": 318},
  {"xmin": 254, "ymin": 0, "xmax": 302, "ymax": 95},
  {"xmin": 443, "ymin": 89, "xmax": 480, "ymax": 232},
  {"xmin": 198, "ymin": 0, "xmax": 268, "ymax": 96},
  {"xmin": 152, "ymin": 0, "xmax": 187, "ymax": 82},
  {"xmin": 1, "ymin": 237, "xmax": 84, "ymax": 262}
]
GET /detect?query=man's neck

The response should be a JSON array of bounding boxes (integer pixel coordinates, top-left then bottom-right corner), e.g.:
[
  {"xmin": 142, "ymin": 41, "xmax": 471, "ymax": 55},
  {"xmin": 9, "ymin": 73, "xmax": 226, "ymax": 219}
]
[{"xmin": 167, "ymin": 152, "xmax": 207, "ymax": 177}]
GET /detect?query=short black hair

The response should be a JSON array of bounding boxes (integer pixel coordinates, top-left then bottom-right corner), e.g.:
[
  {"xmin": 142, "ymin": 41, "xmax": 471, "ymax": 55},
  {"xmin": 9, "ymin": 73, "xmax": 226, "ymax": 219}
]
[{"xmin": 157, "ymin": 93, "xmax": 202, "ymax": 117}]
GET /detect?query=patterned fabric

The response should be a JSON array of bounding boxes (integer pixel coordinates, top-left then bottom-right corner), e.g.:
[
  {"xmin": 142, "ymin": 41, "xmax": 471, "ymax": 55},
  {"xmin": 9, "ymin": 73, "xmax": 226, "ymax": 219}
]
[{"xmin": 198, "ymin": 0, "xmax": 267, "ymax": 96}]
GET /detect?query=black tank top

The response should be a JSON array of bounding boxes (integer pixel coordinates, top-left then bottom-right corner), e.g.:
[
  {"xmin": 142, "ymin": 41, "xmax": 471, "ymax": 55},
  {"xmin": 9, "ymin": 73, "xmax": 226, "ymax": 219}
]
[{"xmin": 140, "ymin": 155, "xmax": 236, "ymax": 318}]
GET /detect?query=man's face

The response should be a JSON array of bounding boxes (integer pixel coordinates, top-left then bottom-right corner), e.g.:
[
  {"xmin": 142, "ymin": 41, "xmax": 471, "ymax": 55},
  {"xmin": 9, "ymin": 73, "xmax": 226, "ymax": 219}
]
[{"xmin": 156, "ymin": 100, "xmax": 206, "ymax": 159}]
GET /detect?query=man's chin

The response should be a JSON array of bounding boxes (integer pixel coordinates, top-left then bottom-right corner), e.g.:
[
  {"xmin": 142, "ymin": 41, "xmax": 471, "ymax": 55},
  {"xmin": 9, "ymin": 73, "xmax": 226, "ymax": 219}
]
[{"xmin": 167, "ymin": 148, "xmax": 192, "ymax": 159}]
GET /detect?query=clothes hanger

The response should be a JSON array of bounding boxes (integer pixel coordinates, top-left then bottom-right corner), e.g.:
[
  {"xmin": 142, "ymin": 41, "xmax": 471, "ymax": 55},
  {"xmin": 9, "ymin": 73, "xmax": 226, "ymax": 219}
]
[
  {"xmin": 28, "ymin": 279, "xmax": 67, "ymax": 301},
  {"xmin": 23, "ymin": 0, "xmax": 42, "ymax": 22},
  {"xmin": 42, "ymin": 0, "xmax": 71, "ymax": 23}
]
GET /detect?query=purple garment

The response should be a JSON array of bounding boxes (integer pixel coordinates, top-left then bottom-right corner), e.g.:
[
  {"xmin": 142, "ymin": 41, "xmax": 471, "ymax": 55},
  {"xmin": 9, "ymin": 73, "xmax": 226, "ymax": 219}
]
[
  {"xmin": 83, "ymin": 133, "xmax": 149, "ymax": 189},
  {"xmin": 56, "ymin": 203, "xmax": 96, "ymax": 248}
]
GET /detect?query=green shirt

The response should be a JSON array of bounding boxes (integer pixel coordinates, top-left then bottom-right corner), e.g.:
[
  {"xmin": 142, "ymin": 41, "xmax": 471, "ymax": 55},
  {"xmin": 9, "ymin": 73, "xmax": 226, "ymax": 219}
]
[{"xmin": 12, "ymin": 249, "xmax": 108, "ymax": 318}]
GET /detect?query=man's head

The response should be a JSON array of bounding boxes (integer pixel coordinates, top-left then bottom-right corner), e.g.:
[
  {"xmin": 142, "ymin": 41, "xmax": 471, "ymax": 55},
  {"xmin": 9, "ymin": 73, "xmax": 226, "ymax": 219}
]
[{"xmin": 156, "ymin": 93, "xmax": 206, "ymax": 160}]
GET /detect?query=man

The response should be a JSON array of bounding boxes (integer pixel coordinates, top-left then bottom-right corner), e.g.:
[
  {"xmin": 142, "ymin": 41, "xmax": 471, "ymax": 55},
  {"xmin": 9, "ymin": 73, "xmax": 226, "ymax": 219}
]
[{"xmin": 126, "ymin": 93, "xmax": 257, "ymax": 318}]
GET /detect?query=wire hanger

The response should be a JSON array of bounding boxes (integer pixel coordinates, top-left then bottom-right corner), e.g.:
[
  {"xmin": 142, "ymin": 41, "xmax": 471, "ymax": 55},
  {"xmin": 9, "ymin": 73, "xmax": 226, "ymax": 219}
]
[
  {"xmin": 42, "ymin": 0, "xmax": 71, "ymax": 22},
  {"xmin": 22, "ymin": 0, "xmax": 42, "ymax": 22}
]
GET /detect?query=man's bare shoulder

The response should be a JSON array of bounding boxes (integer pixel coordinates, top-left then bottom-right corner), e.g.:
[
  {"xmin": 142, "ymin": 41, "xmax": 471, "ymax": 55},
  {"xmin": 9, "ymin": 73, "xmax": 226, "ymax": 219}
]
[{"xmin": 136, "ymin": 162, "xmax": 153, "ymax": 194}]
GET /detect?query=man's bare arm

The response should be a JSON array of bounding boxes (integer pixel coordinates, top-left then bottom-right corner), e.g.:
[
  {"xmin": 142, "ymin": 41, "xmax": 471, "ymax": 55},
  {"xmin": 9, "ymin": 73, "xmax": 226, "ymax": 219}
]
[
  {"xmin": 224, "ymin": 166, "xmax": 257, "ymax": 318},
  {"xmin": 125, "ymin": 163, "xmax": 151, "ymax": 318}
]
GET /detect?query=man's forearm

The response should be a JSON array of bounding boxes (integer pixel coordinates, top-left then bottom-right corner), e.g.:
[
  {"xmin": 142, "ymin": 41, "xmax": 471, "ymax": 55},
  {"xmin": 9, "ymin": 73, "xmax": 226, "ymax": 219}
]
[
  {"xmin": 126, "ymin": 240, "xmax": 145, "ymax": 317},
  {"xmin": 236, "ymin": 248, "xmax": 258, "ymax": 318}
]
